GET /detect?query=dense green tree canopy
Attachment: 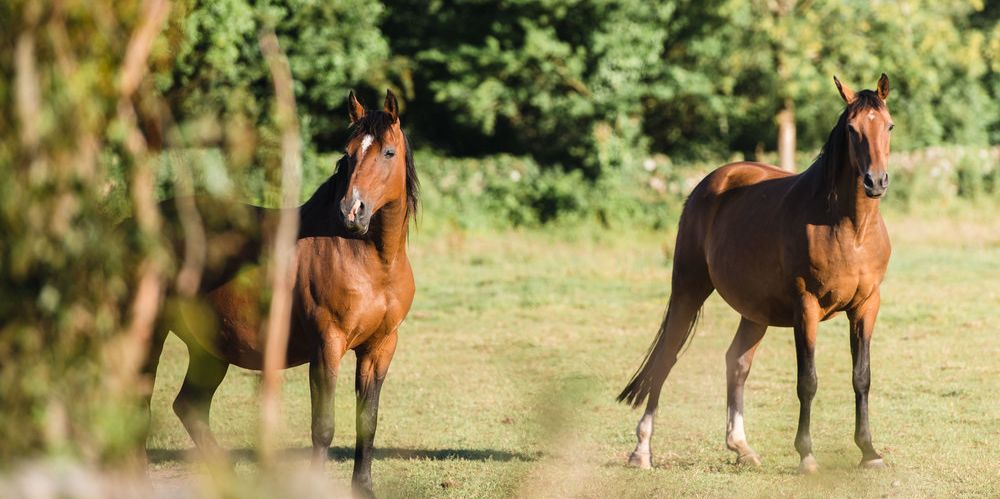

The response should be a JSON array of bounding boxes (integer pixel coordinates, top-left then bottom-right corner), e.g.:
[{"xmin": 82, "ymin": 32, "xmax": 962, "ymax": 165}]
[
  {"xmin": 379, "ymin": 0, "xmax": 997, "ymax": 167},
  {"xmin": 155, "ymin": 0, "xmax": 390, "ymax": 156},
  {"xmin": 146, "ymin": 0, "xmax": 998, "ymax": 174}
]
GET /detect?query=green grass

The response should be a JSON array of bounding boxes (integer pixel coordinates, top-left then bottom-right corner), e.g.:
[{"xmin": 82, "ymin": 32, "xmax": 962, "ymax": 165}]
[{"xmin": 147, "ymin": 209, "xmax": 1000, "ymax": 497}]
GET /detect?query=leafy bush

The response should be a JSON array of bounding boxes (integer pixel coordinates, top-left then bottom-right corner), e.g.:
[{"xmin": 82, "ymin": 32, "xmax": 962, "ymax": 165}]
[
  {"xmin": 408, "ymin": 151, "xmax": 693, "ymax": 230},
  {"xmin": 0, "ymin": 0, "xmax": 160, "ymax": 462},
  {"xmin": 158, "ymin": 0, "xmax": 390, "ymax": 155},
  {"xmin": 886, "ymin": 146, "xmax": 1000, "ymax": 209},
  {"xmin": 154, "ymin": 1, "xmax": 1000, "ymax": 180},
  {"xmin": 406, "ymin": 146, "xmax": 1000, "ymax": 231}
]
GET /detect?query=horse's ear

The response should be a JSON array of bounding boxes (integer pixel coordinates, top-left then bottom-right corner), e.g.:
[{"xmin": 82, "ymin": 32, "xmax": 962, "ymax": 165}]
[
  {"xmin": 833, "ymin": 75, "xmax": 855, "ymax": 104},
  {"xmin": 877, "ymin": 73, "xmax": 890, "ymax": 101},
  {"xmin": 383, "ymin": 89, "xmax": 399, "ymax": 123},
  {"xmin": 348, "ymin": 91, "xmax": 365, "ymax": 124}
]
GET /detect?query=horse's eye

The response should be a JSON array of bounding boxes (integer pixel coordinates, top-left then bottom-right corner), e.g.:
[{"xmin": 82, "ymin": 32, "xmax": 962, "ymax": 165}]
[
  {"xmin": 888, "ymin": 123, "xmax": 895, "ymax": 132},
  {"xmin": 384, "ymin": 149, "xmax": 396, "ymax": 158}
]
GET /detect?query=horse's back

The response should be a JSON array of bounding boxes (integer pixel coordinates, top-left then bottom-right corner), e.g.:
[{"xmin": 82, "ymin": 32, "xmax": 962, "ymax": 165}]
[
  {"xmin": 693, "ymin": 161, "xmax": 793, "ymax": 200},
  {"xmin": 676, "ymin": 161, "xmax": 795, "ymax": 250},
  {"xmin": 158, "ymin": 197, "xmax": 270, "ymax": 293}
]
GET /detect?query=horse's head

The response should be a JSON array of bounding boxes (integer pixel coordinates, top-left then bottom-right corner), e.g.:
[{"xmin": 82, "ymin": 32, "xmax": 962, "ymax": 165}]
[
  {"xmin": 834, "ymin": 74, "xmax": 894, "ymax": 198},
  {"xmin": 339, "ymin": 90, "xmax": 409, "ymax": 235}
]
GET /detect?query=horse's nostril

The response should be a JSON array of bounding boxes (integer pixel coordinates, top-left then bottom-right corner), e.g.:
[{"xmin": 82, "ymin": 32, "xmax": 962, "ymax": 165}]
[
  {"xmin": 880, "ymin": 173, "xmax": 890, "ymax": 188},
  {"xmin": 863, "ymin": 175, "xmax": 875, "ymax": 189}
]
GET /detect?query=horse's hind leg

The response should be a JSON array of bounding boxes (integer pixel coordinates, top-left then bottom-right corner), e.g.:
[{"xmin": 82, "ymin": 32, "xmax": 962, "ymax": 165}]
[
  {"xmin": 628, "ymin": 272, "xmax": 714, "ymax": 469},
  {"xmin": 138, "ymin": 324, "xmax": 169, "ymax": 462},
  {"xmin": 725, "ymin": 317, "xmax": 766, "ymax": 466},
  {"xmin": 173, "ymin": 340, "xmax": 229, "ymax": 461}
]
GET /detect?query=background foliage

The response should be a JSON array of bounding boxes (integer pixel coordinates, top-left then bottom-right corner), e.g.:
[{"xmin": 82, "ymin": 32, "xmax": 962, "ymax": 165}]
[
  {"xmin": 154, "ymin": 0, "xmax": 1000, "ymax": 183},
  {"xmin": 0, "ymin": 0, "xmax": 154, "ymax": 461},
  {"xmin": 153, "ymin": 0, "xmax": 1000, "ymax": 218}
]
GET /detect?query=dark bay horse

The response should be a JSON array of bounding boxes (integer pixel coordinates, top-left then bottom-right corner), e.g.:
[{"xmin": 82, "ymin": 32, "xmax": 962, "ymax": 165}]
[
  {"xmin": 142, "ymin": 90, "xmax": 417, "ymax": 496},
  {"xmin": 618, "ymin": 75, "xmax": 894, "ymax": 473}
]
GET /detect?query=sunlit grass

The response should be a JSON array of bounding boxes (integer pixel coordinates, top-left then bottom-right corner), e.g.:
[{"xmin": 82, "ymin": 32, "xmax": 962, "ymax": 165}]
[{"xmin": 146, "ymin": 209, "xmax": 1000, "ymax": 497}]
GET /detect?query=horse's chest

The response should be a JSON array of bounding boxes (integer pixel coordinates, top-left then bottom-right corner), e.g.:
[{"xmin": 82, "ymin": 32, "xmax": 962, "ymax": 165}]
[
  {"xmin": 298, "ymin": 269, "xmax": 410, "ymax": 348},
  {"xmin": 804, "ymin": 236, "xmax": 888, "ymax": 314}
]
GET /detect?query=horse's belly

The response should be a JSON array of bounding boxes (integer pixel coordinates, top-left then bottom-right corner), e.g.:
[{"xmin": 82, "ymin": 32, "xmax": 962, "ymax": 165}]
[
  {"xmin": 178, "ymin": 267, "xmax": 313, "ymax": 370},
  {"xmin": 711, "ymin": 278, "xmax": 796, "ymax": 327},
  {"xmin": 705, "ymin": 242, "xmax": 797, "ymax": 327}
]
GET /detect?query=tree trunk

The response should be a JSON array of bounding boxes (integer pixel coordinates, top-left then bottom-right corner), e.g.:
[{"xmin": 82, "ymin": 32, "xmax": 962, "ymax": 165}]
[{"xmin": 777, "ymin": 98, "xmax": 796, "ymax": 172}]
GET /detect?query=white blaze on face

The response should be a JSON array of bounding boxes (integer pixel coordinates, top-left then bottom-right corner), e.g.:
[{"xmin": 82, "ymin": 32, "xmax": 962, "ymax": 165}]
[
  {"xmin": 867, "ymin": 110, "xmax": 876, "ymax": 121},
  {"xmin": 347, "ymin": 186, "xmax": 361, "ymax": 222},
  {"xmin": 359, "ymin": 134, "xmax": 374, "ymax": 160}
]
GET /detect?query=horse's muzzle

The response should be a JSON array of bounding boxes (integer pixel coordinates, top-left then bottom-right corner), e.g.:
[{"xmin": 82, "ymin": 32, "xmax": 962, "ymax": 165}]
[
  {"xmin": 341, "ymin": 195, "xmax": 372, "ymax": 235},
  {"xmin": 863, "ymin": 171, "xmax": 889, "ymax": 198}
]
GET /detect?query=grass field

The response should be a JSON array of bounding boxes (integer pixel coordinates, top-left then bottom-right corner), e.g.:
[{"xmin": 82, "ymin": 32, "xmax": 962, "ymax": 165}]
[{"xmin": 146, "ymin": 206, "xmax": 1000, "ymax": 498}]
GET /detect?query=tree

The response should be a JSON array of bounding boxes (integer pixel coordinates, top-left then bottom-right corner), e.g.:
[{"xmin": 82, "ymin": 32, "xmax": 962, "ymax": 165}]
[
  {"xmin": 155, "ymin": 0, "xmax": 391, "ymax": 196},
  {"xmin": 662, "ymin": 0, "xmax": 998, "ymax": 168},
  {"xmin": 381, "ymin": 0, "xmax": 726, "ymax": 176}
]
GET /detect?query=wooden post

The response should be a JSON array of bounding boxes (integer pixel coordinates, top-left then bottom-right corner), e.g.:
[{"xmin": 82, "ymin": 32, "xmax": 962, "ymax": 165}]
[{"xmin": 778, "ymin": 98, "xmax": 796, "ymax": 172}]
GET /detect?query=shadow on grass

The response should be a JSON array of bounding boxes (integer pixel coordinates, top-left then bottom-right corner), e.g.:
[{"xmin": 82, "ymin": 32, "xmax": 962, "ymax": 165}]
[{"xmin": 147, "ymin": 446, "xmax": 539, "ymax": 464}]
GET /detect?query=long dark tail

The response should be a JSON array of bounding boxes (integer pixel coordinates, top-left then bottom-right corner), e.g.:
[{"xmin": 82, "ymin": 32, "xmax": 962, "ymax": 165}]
[{"xmin": 616, "ymin": 302, "xmax": 701, "ymax": 409}]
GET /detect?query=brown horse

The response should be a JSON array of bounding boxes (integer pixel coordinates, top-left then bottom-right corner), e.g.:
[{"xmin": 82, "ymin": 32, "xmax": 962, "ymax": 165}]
[
  {"xmin": 618, "ymin": 75, "xmax": 894, "ymax": 473},
  {"xmin": 142, "ymin": 90, "xmax": 417, "ymax": 497}
]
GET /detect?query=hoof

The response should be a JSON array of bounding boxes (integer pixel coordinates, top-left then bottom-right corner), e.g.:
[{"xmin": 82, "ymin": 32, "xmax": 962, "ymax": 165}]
[
  {"xmin": 627, "ymin": 451, "xmax": 652, "ymax": 469},
  {"xmin": 859, "ymin": 457, "xmax": 886, "ymax": 470},
  {"xmin": 352, "ymin": 482, "xmax": 375, "ymax": 499},
  {"xmin": 798, "ymin": 455, "xmax": 819, "ymax": 475},
  {"xmin": 736, "ymin": 451, "xmax": 762, "ymax": 467}
]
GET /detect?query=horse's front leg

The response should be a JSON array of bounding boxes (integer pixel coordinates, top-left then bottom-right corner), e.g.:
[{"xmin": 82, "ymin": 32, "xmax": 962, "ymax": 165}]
[
  {"xmin": 793, "ymin": 297, "xmax": 820, "ymax": 474},
  {"xmin": 310, "ymin": 332, "xmax": 345, "ymax": 466},
  {"xmin": 353, "ymin": 332, "xmax": 397, "ymax": 498},
  {"xmin": 848, "ymin": 292, "xmax": 885, "ymax": 469}
]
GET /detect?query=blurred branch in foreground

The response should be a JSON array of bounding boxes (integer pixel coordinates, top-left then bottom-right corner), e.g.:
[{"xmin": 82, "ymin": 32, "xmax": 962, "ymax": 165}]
[
  {"xmin": 257, "ymin": 28, "xmax": 302, "ymax": 466},
  {"xmin": 111, "ymin": 0, "xmax": 170, "ymax": 403}
]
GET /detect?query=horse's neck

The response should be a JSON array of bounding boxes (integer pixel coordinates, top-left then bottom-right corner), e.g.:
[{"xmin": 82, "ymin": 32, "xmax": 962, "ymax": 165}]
[{"xmin": 369, "ymin": 200, "xmax": 409, "ymax": 266}]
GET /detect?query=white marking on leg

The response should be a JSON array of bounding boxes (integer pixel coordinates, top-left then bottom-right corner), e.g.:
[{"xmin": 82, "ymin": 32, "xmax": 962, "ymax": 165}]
[
  {"xmin": 628, "ymin": 409, "xmax": 655, "ymax": 468},
  {"xmin": 727, "ymin": 406, "xmax": 746, "ymax": 446},
  {"xmin": 799, "ymin": 453, "xmax": 819, "ymax": 474},
  {"xmin": 635, "ymin": 410, "xmax": 654, "ymax": 455}
]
